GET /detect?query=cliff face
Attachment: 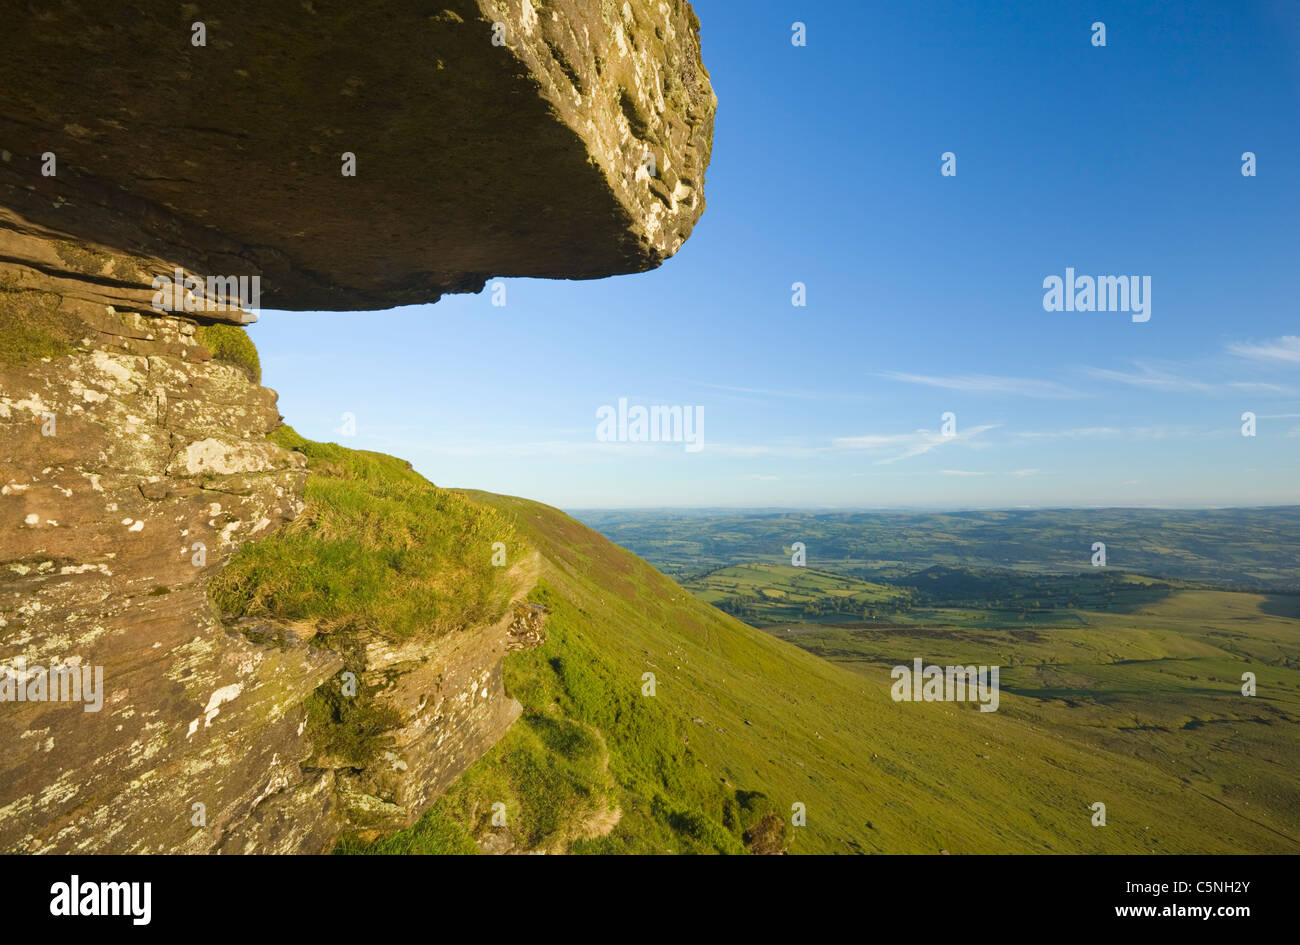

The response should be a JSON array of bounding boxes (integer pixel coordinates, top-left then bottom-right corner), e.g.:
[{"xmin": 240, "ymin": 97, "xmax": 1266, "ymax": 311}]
[
  {"xmin": 0, "ymin": 1, "xmax": 713, "ymax": 852},
  {"xmin": 0, "ymin": 247, "xmax": 327, "ymax": 851},
  {"xmin": 0, "ymin": 242, "xmax": 539, "ymax": 852}
]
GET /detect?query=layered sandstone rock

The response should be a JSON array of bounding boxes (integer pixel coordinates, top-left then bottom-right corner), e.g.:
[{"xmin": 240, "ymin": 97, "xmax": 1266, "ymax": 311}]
[
  {"xmin": 0, "ymin": 246, "xmax": 543, "ymax": 852},
  {"xmin": 0, "ymin": 255, "xmax": 331, "ymax": 852}
]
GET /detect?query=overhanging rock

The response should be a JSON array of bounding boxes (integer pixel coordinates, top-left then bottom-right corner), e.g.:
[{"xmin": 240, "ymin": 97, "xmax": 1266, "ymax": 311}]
[{"xmin": 0, "ymin": 0, "xmax": 716, "ymax": 311}]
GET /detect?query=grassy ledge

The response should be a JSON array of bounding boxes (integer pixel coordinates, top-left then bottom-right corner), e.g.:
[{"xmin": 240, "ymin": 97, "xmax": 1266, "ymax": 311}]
[{"xmin": 208, "ymin": 426, "xmax": 520, "ymax": 641}]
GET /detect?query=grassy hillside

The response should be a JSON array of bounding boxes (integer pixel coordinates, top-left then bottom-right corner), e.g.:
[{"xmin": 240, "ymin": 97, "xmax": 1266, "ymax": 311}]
[
  {"xmin": 782, "ymin": 591, "xmax": 1300, "ymax": 845},
  {"xmin": 342, "ymin": 492, "xmax": 1300, "ymax": 854}
]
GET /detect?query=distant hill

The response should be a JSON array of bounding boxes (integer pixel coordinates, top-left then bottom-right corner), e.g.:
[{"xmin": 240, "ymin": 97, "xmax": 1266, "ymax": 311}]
[{"xmin": 575, "ymin": 507, "xmax": 1300, "ymax": 590}]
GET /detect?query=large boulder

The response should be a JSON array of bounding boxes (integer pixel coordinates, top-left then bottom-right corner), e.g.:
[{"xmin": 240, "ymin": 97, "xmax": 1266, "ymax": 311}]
[{"xmin": 0, "ymin": 0, "xmax": 715, "ymax": 310}]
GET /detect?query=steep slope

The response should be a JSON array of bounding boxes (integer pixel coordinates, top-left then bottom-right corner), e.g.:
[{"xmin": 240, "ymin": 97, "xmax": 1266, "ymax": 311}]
[
  {"xmin": 205, "ymin": 429, "xmax": 535, "ymax": 844},
  {"xmin": 346, "ymin": 492, "xmax": 1300, "ymax": 853}
]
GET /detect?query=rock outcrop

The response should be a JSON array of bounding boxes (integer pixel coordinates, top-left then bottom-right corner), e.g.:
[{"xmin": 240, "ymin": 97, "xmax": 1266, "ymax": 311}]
[
  {"xmin": 0, "ymin": 254, "xmax": 329, "ymax": 851},
  {"xmin": 0, "ymin": 0, "xmax": 712, "ymax": 852},
  {"xmin": 0, "ymin": 230, "xmax": 547, "ymax": 853},
  {"xmin": 0, "ymin": 0, "xmax": 716, "ymax": 310}
]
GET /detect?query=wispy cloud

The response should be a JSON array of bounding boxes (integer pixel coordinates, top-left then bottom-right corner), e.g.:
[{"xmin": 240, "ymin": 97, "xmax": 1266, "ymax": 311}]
[
  {"xmin": 878, "ymin": 371, "xmax": 1084, "ymax": 399},
  {"xmin": 1080, "ymin": 362, "xmax": 1213, "ymax": 392},
  {"xmin": 942, "ymin": 467, "xmax": 1038, "ymax": 478},
  {"xmin": 1014, "ymin": 426, "xmax": 1122, "ymax": 440},
  {"xmin": 1227, "ymin": 336, "xmax": 1300, "ymax": 364},
  {"xmin": 392, "ymin": 438, "xmax": 617, "ymax": 460},
  {"xmin": 833, "ymin": 423, "xmax": 1000, "ymax": 464},
  {"xmin": 705, "ymin": 442, "xmax": 824, "ymax": 459},
  {"xmin": 685, "ymin": 380, "xmax": 869, "ymax": 401},
  {"xmin": 1228, "ymin": 381, "xmax": 1296, "ymax": 394},
  {"xmin": 1014, "ymin": 425, "xmax": 1208, "ymax": 440}
]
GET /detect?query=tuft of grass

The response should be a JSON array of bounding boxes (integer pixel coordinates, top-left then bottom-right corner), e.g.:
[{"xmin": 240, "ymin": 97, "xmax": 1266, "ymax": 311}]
[
  {"xmin": 334, "ymin": 807, "xmax": 479, "ymax": 855},
  {"xmin": 207, "ymin": 426, "xmax": 520, "ymax": 642},
  {"xmin": 195, "ymin": 322, "xmax": 261, "ymax": 383}
]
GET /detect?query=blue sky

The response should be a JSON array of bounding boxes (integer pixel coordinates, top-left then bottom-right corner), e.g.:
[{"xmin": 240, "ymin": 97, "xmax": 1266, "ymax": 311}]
[{"xmin": 249, "ymin": 0, "xmax": 1300, "ymax": 510}]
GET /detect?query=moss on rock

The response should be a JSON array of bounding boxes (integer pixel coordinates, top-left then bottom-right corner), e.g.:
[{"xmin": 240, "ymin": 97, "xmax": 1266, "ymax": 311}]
[{"xmin": 0, "ymin": 278, "xmax": 78, "ymax": 363}]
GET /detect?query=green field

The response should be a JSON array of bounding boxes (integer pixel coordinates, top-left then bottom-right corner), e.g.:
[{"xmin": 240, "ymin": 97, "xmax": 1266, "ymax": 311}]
[
  {"xmin": 783, "ymin": 589, "xmax": 1300, "ymax": 849},
  {"xmin": 687, "ymin": 563, "xmax": 910, "ymax": 625}
]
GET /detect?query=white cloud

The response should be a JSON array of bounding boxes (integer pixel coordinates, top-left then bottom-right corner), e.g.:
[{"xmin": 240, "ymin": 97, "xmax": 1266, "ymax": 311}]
[
  {"xmin": 877, "ymin": 371, "xmax": 1084, "ymax": 399},
  {"xmin": 1227, "ymin": 336, "xmax": 1300, "ymax": 364},
  {"xmin": 1014, "ymin": 425, "xmax": 1207, "ymax": 441},
  {"xmin": 832, "ymin": 423, "xmax": 999, "ymax": 464},
  {"xmin": 1228, "ymin": 381, "xmax": 1295, "ymax": 394},
  {"xmin": 686, "ymin": 380, "xmax": 869, "ymax": 401},
  {"xmin": 1080, "ymin": 363, "xmax": 1213, "ymax": 392},
  {"xmin": 1014, "ymin": 426, "xmax": 1122, "ymax": 440}
]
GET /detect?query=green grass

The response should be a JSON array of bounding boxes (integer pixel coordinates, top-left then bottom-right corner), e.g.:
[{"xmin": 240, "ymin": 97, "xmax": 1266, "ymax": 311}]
[
  {"xmin": 208, "ymin": 426, "xmax": 519, "ymax": 642},
  {"xmin": 195, "ymin": 322, "xmax": 261, "ymax": 383},
  {"xmin": 338, "ymin": 705, "xmax": 618, "ymax": 854},
  {"xmin": 303, "ymin": 683, "xmax": 403, "ymax": 768},
  {"xmin": 763, "ymin": 588, "xmax": 1300, "ymax": 848}
]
